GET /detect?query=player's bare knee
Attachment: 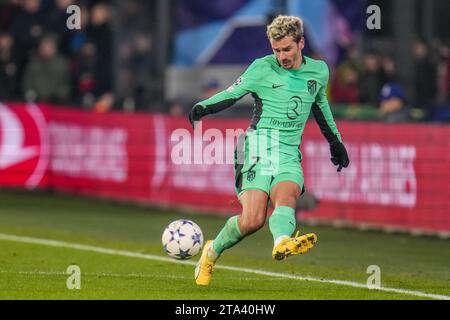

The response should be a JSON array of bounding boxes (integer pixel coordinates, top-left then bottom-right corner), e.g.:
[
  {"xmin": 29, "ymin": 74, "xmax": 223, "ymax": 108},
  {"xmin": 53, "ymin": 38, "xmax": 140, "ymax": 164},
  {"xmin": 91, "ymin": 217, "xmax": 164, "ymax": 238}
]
[
  {"xmin": 273, "ymin": 195, "xmax": 298, "ymax": 209},
  {"xmin": 239, "ymin": 214, "xmax": 265, "ymax": 235},
  {"xmin": 271, "ymin": 183, "xmax": 300, "ymax": 208}
]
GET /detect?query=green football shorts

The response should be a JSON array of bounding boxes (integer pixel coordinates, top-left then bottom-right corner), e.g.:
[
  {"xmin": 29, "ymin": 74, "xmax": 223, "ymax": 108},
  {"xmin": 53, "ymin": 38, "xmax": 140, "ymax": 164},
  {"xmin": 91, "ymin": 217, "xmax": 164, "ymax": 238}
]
[{"xmin": 233, "ymin": 132, "xmax": 305, "ymax": 199}]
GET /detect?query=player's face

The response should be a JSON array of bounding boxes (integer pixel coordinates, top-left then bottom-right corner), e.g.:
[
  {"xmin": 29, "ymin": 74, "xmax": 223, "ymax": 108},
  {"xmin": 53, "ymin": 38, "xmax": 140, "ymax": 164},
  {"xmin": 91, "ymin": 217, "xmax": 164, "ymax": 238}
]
[{"xmin": 271, "ymin": 35, "xmax": 304, "ymax": 69}]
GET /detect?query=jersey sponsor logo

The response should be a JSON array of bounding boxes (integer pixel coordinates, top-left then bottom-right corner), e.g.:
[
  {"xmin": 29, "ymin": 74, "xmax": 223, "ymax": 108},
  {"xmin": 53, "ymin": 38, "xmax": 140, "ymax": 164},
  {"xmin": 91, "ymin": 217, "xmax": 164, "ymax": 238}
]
[
  {"xmin": 286, "ymin": 96, "xmax": 303, "ymax": 120},
  {"xmin": 307, "ymin": 80, "xmax": 317, "ymax": 95},
  {"xmin": 272, "ymin": 83, "xmax": 284, "ymax": 89},
  {"xmin": 270, "ymin": 118, "xmax": 305, "ymax": 129}
]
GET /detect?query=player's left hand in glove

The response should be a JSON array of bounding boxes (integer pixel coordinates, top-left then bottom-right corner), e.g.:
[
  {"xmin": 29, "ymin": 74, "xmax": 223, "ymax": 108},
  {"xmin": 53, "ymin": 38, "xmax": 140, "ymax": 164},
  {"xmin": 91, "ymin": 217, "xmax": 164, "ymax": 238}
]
[
  {"xmin": 188, "ymin": 105, "xmax": 205, "ymax": 129},
  {"xmin": 330, "ymin": 140, "xmax": 349, "ymax": 172}
]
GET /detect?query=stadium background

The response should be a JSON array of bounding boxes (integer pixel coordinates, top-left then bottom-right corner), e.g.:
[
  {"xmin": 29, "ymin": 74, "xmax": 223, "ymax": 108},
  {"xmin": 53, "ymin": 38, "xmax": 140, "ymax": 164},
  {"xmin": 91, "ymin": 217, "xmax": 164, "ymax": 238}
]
[{"xmin": 0, "ymin": 0, "xmax": 450, "ymax": 301}]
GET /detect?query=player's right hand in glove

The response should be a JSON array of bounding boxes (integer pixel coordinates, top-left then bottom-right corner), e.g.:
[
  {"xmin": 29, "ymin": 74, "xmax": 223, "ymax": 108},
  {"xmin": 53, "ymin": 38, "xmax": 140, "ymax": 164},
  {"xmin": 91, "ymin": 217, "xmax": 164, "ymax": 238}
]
[
  {"xmin": 330, "ymin": 140, "xmax": 349, "ymax": 172},
  {"xmin": 188, "ymin": 105, "xmax": 205, "ymax": 129}
]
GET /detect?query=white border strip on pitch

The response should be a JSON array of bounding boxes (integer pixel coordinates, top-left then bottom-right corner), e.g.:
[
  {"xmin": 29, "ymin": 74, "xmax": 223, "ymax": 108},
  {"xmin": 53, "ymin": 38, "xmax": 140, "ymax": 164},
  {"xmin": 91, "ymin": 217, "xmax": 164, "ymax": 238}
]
[{"xmin": 1, "ymin": 233, "xmax": 449, "ymax": 300}]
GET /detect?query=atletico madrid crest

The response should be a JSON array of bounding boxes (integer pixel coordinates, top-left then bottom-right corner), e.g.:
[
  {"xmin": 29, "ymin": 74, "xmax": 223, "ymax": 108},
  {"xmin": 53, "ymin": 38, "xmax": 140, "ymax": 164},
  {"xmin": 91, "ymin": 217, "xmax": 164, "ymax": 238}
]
[{"xmin": 307, "ymin": 80, "xmax": 317, "ymax": 95}]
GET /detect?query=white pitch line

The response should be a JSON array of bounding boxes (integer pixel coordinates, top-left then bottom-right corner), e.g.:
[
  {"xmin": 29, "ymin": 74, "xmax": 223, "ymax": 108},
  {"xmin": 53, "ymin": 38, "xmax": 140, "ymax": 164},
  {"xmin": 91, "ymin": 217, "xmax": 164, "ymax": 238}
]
[
  {"xmin": 0, "ymin": 270, "xmax": 282, "ymax": 281},
  {"xmin": 0, "ymin": 233, "xmax": 449, "ymax": 300},
  {"xmin": 0, "ymin": 270, "xmax": 192, "ymax": 280}
]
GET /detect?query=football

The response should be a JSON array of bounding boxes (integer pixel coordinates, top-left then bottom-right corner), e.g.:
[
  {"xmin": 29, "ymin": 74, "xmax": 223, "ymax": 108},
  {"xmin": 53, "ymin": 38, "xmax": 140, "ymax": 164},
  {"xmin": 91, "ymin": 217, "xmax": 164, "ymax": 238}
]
[{"xmin": 162, "ymin": 219, "xmax": 204, "ymax": 260}]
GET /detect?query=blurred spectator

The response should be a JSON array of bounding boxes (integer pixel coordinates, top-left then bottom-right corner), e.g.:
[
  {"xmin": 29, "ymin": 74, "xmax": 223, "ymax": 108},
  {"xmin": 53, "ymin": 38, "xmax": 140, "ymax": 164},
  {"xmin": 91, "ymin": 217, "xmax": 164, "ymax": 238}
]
[
  {"xmin": 331, "ymin": 45, "xmax": 360, "ymax": 104},
  {"xmin": 0, "ymin": 31, "xmax": 18, "ymax": 100},
  {"xmin": 113, "ymin": 0, "xmax": 157, "ymax": 112},
  {"xmin": 436, "ymin": 42, "xmax": 450, "ymax": 105},
  {"xmin": 130, "ymin": 33, "xmax": 155, "ymax": 111},
  {"xmin": 8, "ymin": 0, "xmax": 45, "ymax": 89},
  {"xmin": 67, "ymin": 4, "xmax": 93, "ymax": 107},
  {"xmin": 358, "ymin": 52, "xmax": 383, "ymax": 107},
  {"xmin": 8, "ymin": 0, "xmax": 44, "ymax": 51},
  {"xmin": 23, "ymin": 34, "xmax": 71, "ymax": 103},
  {"xmin": 0, "ymin": 0, "xmax": 21, "ymax": 31},
  {"xmin": 46, "ymin": 0, "xmax": 76, "ymax": 55},
  {"xmin": 379, "ymin": 55, "xmax": 397, "ymax": 84},
  {"xmin": 379, "ymin": 82, "xmax": 411, "ymax": 123},
  {"xmin": 72, "ymin": 41, "xmax": 97, "ymax": 107},
  {"xmin": 429, "ymin": 42, "xmax": 450, "ymax": 123},
  {"xmin": 68, "ymin": 4, "xmax": 89, "ymax": 54},
  {"xmin": 87, "ymin": 2, "xmax": 113, "ymax": 98},
  {"xmin": 413, "ymin": 39, "xmax": 437, "ymax": 109}
]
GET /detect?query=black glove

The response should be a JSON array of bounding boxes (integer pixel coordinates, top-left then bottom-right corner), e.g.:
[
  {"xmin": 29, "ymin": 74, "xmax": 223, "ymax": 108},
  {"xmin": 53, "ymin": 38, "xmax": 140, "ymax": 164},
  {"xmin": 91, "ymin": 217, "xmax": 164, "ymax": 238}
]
[
  {"xmin": 188, "ymin": 105, "xmax": 205, "ymax": 129},
  {"xmin": 330, "ymin": 140, "xmax": 349, "ymax": 172}
]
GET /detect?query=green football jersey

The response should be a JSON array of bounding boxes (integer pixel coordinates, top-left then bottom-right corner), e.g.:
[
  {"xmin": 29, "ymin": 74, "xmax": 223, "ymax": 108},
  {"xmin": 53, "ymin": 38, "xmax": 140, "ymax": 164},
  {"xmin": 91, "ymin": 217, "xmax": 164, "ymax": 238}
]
[{"xmin": 195, "ymin": 54, "xmax": 342, "ymax": 159}]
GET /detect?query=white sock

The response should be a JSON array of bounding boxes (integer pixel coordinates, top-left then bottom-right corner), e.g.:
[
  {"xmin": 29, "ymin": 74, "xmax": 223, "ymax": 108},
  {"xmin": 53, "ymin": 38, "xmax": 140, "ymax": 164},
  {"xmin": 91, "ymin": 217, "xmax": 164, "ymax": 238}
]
[
  {"xmin": 274, "ymin": 235, "xmax": 290, "ymax": 248},
  {"xmin": 207, "ymin": 246, "xmax": 219, "ymax": 261}
]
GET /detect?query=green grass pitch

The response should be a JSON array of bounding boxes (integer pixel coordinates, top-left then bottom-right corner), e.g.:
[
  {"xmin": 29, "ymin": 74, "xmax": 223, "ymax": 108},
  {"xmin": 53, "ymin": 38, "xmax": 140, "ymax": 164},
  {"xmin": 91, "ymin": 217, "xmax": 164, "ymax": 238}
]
[{"xmin": 0, "ymin": 189, "xmax": 449, "ymax": 300}]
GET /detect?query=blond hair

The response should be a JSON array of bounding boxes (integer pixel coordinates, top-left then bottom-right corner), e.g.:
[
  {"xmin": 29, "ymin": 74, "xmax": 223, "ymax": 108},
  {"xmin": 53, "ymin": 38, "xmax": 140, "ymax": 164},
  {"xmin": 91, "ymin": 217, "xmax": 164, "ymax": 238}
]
[{"xmin": 266, "ymin": 15, "xmax": 304, "ymax": 42}]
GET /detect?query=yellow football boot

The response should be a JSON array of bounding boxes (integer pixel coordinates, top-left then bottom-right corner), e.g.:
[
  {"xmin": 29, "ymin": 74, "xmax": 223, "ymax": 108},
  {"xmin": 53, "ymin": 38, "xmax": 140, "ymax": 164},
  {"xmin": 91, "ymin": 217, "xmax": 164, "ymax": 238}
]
[
  {"xmin": 195, "ymin": 240, "xmax": 216, "ymax": 286},
  {"xmin": 272, "ymin": 231, "xmax": 318, "ymax": 260}
]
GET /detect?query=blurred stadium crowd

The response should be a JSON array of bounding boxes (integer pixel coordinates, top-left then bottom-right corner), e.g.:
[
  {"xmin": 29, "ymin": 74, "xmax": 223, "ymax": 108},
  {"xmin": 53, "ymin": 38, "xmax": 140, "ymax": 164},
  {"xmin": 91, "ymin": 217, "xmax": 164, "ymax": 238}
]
[
  {"xmin": 329, "ymin": 40, "xmax": 450, "ymax": 122},
  {"xmin": 0, "ymin": 0, "xmax": 156, "ymax": 112},
  {"xmin": 1, "ymin": 0, "xmax": 112, "ymax": 110},
  {"xmin": 0, "ymin": 0, "xmax": 449, "ymax": 122}
]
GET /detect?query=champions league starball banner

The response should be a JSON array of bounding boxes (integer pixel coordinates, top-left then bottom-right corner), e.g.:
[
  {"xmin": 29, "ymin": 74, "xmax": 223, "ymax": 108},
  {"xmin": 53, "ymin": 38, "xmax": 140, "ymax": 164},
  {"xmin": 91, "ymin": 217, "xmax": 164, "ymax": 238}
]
[
  {"xmin": 172, "ymin": 0, "xmax": 365, "ymax": 66},
  {"xmin": 1, "ymin": 103, "xmax": 449, "ymax": 235}
]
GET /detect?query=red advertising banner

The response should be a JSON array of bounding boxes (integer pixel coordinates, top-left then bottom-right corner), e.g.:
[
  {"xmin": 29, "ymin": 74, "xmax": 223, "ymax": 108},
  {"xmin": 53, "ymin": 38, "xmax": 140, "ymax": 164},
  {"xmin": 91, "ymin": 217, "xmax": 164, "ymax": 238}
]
[
  {"xmin": 48, "ymin": 106, "xmax": 154, "ymax": 202},
  {"xmin": 148, "ymin": 116, "xmax": 247, "ymax": 214},
  {"xmin": 300, "ymin": 121, "xmax": 450, "ymax": 234},
  {"xmin": 0, "ymin": 103, "xmax": 49, "ymax": 189},
  {"xmin": 1, "ymin": 103, "xmax": 449, "ymax": 235}
]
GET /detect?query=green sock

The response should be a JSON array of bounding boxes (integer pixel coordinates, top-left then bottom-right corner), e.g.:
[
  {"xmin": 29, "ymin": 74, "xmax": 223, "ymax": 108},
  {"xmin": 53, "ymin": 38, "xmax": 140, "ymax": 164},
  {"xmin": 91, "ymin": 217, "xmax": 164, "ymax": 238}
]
[
  {"xmin": 269, "ymin": 206, "xmax": 296, "ymax": 242},
  {"xmin": 212, "ymin": 215, "xmax": 243, "ymax": 255}
]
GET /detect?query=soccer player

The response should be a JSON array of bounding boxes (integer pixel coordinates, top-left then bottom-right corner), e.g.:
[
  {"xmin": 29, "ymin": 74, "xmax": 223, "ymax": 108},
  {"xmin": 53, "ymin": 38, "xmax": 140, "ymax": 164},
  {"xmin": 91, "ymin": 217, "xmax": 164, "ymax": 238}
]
[{"xmin": 189, "ymin": 15, "xmax": 349, "ymax": 286}]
